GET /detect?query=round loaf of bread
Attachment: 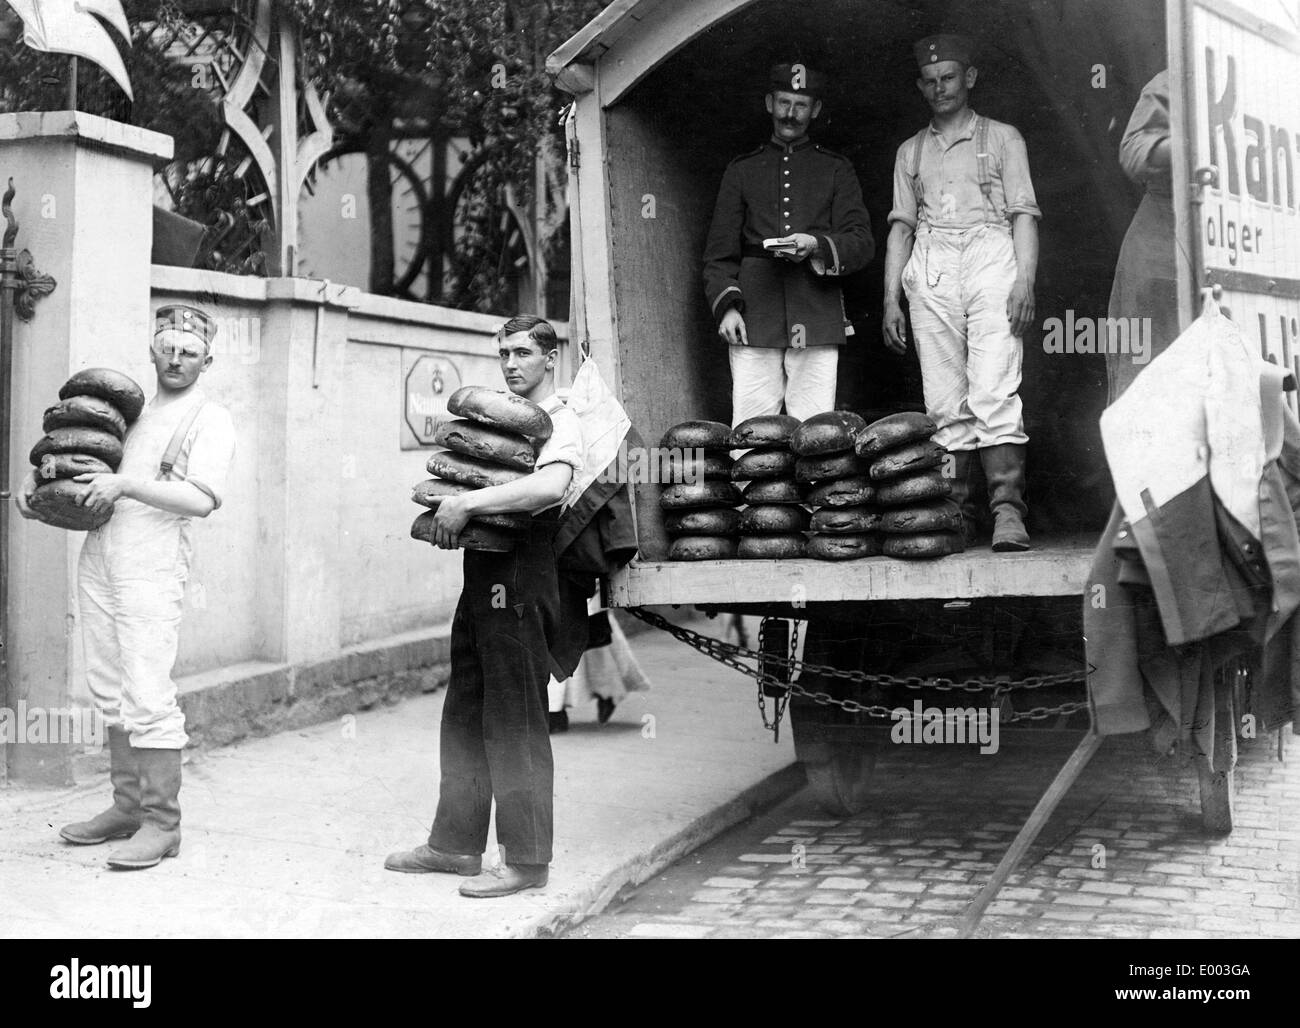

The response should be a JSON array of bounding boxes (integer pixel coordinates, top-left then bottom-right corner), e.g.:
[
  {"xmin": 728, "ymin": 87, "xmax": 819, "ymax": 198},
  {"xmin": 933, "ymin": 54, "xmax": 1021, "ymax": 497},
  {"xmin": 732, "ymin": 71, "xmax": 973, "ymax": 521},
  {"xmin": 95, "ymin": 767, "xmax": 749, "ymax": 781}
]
[
  {"xmin": 855, "ymin": 412, "xmax": 938, "ymax": 458},
  {"xmin": 810, "ymin": 505, "xmax": 881, "ymax": 534},
  {"xmin": 664, "ymin": 507, "xmax": 741, "ymax": 537},
  {"xmin": 28, "ymin": 479, "xmax": 114, "ymax": 531},
  {"xmin": 875, "ymin": 468, "xmax": 952, "ymax": 507},
  {"xmin": 790, "ymin": 411, "xmax": 867, "ymax": 457},
  {"xmin": 868, "ymin": 440, "xmax": 945, "ymax": 481},
  {"xmin": 58, "ymin": 368, "xmax": 145, "ymax": 424},
  {"xmin": 739, "ymin": 504, "xmax": 810, "ymax": 534},
  {"xmin": 411, "ymin": 479, "xmax": 530, "ymax": 531},
  {"xmin": 34, "ymin": 452, "xmax": 113, "ymax": 482},
  {"xmin": 660, "ymin": 420, "xmax": 732, "ymax": 452},
  {"xmin": 447, "ymin": 386, "xmax": 553, "ymax": 441},
  {"xmin": 29, "ymin": 427, "xmax": 123, "ymax": 470},
  {"xmin": 880, "ymin": 501, "xmax": 964, "ymax": 535},
  {"xmin": 433, "ymin": 419, "xmax": 535, "ymax": 471},
  {"xmin": 426, "ymin": 449, "xmax": 529, "ymax": 489},
  {"xmin": 731, "ymin": 447, "xmax": 797, "ymax": 481},
  {"xmin": 411, "ymin": 510, "xmax": 516, "ymax": 551},
  {"xmin": 659, "ymin": 480, "xmax": 742, "ymax": 509},
  {"xmin": 661, "ymin": 451, "xmax": 734, "ymax": 483},
  {"xmin": 808, "ymin": 533, "xmax": 882, "ymax": 560},
  {"xmin": 42, "ymin": 396, "xmax": 127, "ymax": 440},
  {"xmin": 668, "ymin": 535, "xmax": 738, "ymax": 561},
  {"xmin": 806, "ymin": 476, "xmax": 875, "ymax": 508},
  {"xmin": 730, "ymin": 414, "xmax": 801, "ymax": 449},
  {"xmin": 795, "ymin": 450, "xmax": 869, "ymax": 483},
  {"xmin": 882, "ymin": 531, "xmax": 965, "ymax": 560},
  {"xmin": 738, "ymin": 534, "xmax": 806, "ymax": 559},
  {"xmin": 741, "ymin": 478, "xmax": 806, "ymax": 505}
]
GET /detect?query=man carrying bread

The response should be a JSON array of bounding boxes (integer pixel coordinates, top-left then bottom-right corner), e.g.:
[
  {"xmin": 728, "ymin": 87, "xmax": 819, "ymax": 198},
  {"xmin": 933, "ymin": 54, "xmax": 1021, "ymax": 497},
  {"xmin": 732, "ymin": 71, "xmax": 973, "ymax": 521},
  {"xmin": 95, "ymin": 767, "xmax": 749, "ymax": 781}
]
[
  {"xmin": 15, "ymin": 303, "xmax": 235, "ymax": 869},
  {"xmin": 882, "ymin": 34, "xmax": 1039, "ymax": 551},
  {"xmin": 386, "ymin": 314, "xmax": 585, "ymax": 899},
  {"xmin": 703, "ymin": 61, "xmax": 874, "ymax": 424}
]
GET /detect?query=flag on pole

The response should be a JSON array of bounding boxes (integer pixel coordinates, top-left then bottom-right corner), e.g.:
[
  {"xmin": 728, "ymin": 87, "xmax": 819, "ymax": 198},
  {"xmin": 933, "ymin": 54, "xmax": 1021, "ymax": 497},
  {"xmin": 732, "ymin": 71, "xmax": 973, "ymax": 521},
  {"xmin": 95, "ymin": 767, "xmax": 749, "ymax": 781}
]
[{"xmin": 4, "ymin": 0, "xmax": 133, "ymax": 100}]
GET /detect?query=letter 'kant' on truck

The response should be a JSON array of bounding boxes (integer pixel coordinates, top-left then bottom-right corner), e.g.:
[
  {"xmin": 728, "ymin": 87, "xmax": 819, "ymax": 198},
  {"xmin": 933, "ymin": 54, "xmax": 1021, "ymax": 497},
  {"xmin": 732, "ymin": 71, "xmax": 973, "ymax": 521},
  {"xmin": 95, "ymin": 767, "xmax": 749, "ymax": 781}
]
[{"xmin": 1175, "ymin": 0, "xmax": 1300, "ymax": 373}]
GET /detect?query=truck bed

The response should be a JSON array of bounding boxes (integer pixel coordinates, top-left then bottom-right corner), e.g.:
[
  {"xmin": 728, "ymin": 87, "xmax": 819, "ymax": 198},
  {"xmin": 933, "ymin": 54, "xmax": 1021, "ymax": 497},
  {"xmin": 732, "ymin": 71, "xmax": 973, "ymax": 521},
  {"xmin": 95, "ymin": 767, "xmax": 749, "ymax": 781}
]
[{"xmin": 607, "ymin": 533, "xmax": 1098, "ymax": 607}]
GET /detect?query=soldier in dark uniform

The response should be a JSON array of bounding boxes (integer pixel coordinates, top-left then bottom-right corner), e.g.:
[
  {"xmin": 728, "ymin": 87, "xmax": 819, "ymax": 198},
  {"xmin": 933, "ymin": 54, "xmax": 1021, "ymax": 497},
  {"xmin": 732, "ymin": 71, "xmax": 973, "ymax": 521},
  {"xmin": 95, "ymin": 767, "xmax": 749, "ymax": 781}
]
[{"xmin": 703, "ymin": 62, "xmax": 875, "ymax": 423}]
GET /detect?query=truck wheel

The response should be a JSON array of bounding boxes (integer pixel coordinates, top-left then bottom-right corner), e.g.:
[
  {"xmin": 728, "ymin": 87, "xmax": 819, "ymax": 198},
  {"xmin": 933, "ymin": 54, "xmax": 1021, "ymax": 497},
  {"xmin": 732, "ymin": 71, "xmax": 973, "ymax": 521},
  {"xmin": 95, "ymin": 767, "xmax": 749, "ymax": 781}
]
[
  {"xmin": 1198, "ymin": 679, "xmax": 1237, "ymax": 834},
  {"xmin": 804, "ymin": 743, "xmax": 877, "ymax": 817}
]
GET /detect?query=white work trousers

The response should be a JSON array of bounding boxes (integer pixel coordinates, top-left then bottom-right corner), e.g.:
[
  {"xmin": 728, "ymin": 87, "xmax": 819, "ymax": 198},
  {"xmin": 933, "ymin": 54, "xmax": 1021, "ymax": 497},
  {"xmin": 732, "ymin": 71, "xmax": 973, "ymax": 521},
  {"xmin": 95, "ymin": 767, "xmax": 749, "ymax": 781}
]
[
  {"xmin": 77, "ymin": 508, "xmax": 192, "ymax": 749},
  {"xmin": 729, "ymin": 345, "xmax": 839, "ymax": 425},
  {"xmin": 902, "ymin": 224, "xmax": 1028, "ymax": 451}
]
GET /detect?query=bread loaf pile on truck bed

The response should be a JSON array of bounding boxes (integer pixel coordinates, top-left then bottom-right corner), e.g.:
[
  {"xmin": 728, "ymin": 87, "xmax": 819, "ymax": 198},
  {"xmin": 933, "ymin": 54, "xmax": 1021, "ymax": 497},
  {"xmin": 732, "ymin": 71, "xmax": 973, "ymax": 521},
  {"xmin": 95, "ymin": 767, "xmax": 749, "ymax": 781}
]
[
  {"xmin": 658, "ymin": 420, "xmax": 741, "ymax": 560},
  {"xmin": 857, "ymin": 412, "xmax": 964, "ymax": 559},
  {"xmin": 655, "ymin": 408, "xmax": 966, "ymax": 563},
  {"xmin": 410, "ymin": 386, "xmax": 551, "ymax": 552}
]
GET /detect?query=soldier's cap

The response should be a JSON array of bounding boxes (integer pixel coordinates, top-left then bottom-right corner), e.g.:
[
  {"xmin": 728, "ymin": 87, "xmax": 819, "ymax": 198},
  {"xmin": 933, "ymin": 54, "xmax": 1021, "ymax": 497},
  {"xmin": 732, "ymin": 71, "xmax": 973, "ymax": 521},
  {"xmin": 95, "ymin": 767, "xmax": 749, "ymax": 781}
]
[
  {"xmin": 914, "ymin": 33, "xmax": 976, "ymax": 70},
  {"xmin": 154, "ymin": 304, "xmax": 218, "ymax": 348},
  {"xmin": 768, "ymin": 62, "xmax": 827, "ymax": 100}
]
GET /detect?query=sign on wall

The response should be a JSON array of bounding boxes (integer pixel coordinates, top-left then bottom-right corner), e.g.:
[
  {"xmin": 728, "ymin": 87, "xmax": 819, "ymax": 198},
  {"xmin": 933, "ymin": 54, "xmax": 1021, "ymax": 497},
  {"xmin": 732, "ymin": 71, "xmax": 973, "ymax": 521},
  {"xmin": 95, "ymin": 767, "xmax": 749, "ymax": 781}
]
[{"xmin": 401, "ymin": 350, "xmax": 463, "ymax": 449}]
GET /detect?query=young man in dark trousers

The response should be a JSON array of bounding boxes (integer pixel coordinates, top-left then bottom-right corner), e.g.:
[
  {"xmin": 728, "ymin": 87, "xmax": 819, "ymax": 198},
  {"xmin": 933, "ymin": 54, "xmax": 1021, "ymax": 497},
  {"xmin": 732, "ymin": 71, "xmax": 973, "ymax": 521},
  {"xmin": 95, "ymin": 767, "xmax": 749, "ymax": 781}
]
[{"xmin": 386, "ymin": 315, "xmax": 586, "ymax": 898}]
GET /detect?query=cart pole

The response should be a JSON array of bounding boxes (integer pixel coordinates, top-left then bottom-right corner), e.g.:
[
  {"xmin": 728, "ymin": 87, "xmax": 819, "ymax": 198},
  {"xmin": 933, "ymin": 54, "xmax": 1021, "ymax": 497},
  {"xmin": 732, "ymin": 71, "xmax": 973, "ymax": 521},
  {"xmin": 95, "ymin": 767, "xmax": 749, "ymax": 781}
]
[{"xmin": 957, "ymin": 730, "xmax": 1104, "ymax": 938}]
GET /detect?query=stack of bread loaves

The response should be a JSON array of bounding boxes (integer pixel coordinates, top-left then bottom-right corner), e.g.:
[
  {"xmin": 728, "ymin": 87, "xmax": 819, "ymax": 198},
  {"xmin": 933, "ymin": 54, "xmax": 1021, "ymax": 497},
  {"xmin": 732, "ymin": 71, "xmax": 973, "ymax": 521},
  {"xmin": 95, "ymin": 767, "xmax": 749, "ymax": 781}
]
[
  {"xmin": 411, "ymin": 386, "xmax": 552, "ymax": 552},
  {"xmin": 857, "ymin": 412, "xmax": 964, "ymax": 559},
  {"xmin": 791, "ymin": 411, "xmax": 881, "ymax": 561},
  {"xmin": 27, "ymin": 368, "xmax": 145, "ymax": 530},
  {"xmin": 659, "ymin": 420, "xmax": 742, "ymax": 560},
  {"xmin": 731, "ymin": 414, "xmax": 809, "ymax": 559}
]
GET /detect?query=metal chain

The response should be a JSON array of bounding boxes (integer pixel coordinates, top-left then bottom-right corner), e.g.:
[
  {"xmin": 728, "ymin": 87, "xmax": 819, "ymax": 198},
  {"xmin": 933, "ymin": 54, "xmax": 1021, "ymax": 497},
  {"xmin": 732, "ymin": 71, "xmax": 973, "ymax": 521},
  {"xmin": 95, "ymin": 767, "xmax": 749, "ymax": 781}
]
[{"xmin": 630, "ymin": 607, "xmax": 1089, "ymax": 729}]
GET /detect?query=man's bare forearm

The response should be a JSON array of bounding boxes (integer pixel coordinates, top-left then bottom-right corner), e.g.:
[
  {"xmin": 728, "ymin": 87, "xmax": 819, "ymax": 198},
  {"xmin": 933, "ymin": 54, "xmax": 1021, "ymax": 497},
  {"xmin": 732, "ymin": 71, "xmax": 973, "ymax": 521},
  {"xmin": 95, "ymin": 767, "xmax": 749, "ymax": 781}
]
[
  {"xmin": 463, "ymin": 463, "xmax": 572, "ymax": 516},
  {"xmin": 124, "ymin": 479, "xmax": 216, "ymax": 517},
  {"xmin": 1012, "ymin": 214, "xmax": 1038, "ymax": 284},
  {"xmin": 884, "ymin": 221, "xmax": 915, "ymax": 304}
]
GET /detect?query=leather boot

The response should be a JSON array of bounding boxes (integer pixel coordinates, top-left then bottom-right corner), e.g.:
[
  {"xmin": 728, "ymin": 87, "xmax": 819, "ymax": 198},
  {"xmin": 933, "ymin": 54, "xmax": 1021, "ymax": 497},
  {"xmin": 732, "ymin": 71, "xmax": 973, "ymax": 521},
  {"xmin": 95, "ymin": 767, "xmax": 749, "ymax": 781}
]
[
  {"xmin": 980, "ymin": 443, "xmax": 1030, "ymax": 552},
  {"xmin": 107, "ymin": 748, "xmax": 182, "ymax": 870},
  {"xmin": 60, "ymin": 727, "xmax": 142, "ymax": 845},
  {"xmin": 945, "ymin": 449, "xmax": 981, "ymax": 547}
]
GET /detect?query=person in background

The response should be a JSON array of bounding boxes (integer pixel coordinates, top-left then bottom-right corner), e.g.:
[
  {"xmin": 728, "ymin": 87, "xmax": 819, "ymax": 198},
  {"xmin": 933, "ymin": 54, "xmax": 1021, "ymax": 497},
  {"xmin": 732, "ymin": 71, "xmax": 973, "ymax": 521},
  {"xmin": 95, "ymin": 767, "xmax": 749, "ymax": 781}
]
[
  {"xmin": 703, "ymin": 61, "xmax": 875, "ymax": 423},
  {"xmin": 547, "ymin": 601, "xmax": 651, "ymax": 732},
  {"xmin": 16, "ymin": 304, "xmax": 236, "ymax": 870},
  {"xmin": 882, "ymin": 33, "xmax": 1041, "ymax": 552},
  {"xmin": 1106, "ymin": 69, "xmax": 1177, "ymax": 402}
]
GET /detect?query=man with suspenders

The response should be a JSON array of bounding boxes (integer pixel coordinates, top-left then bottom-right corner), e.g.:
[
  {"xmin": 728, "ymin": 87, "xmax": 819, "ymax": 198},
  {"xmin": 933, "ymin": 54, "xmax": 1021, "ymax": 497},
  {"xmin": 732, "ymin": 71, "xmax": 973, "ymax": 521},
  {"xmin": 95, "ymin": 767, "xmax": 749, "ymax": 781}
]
[
  {"xmin": 16, "ymin": 304, "xmax": 236, "ymax": 869},
  {"xmin": 882, "ymin": 34, "xmax": 1041, "ymax": 551}
]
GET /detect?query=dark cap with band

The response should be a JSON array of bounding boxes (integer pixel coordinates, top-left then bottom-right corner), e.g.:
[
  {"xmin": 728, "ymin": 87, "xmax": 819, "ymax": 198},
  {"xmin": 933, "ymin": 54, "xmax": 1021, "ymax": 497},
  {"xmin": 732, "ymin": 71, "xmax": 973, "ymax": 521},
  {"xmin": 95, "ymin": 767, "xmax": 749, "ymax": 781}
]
[
  {"xmin": 914, "ymin": 34, "xmax": 975, "ymax": 69},
  {"xmin": 154, "ymin": 304, "xmax": 218, "ymax": 347},
  {"xmin": 768, "ymin": 62, "xmax": 827, "ymax": 100}
]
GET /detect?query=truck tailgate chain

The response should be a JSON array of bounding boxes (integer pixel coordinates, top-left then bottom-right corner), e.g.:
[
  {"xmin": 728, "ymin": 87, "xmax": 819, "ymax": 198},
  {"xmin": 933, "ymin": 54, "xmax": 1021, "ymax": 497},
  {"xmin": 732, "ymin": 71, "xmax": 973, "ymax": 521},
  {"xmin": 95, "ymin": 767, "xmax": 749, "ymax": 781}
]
[{"xmin": 626, "ymin": 608, "xmax": 1090, "ymax": 740}]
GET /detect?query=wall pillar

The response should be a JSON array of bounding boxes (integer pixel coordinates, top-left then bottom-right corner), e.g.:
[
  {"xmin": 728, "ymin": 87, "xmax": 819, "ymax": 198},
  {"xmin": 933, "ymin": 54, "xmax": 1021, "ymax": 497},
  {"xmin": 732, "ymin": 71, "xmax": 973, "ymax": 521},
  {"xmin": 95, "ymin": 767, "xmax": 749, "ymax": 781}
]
[{"xmin": 2, "ymin": 112, "xmax": 171, "ymax": 783}]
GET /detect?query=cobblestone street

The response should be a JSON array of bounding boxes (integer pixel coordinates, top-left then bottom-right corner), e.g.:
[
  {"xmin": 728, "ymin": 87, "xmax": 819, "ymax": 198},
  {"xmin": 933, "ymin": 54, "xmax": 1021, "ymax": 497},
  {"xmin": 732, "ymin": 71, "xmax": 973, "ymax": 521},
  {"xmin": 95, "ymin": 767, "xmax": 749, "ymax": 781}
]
[{"xmin": 567, "ymin": 729, "xmax": 1300, "ymax": 939}]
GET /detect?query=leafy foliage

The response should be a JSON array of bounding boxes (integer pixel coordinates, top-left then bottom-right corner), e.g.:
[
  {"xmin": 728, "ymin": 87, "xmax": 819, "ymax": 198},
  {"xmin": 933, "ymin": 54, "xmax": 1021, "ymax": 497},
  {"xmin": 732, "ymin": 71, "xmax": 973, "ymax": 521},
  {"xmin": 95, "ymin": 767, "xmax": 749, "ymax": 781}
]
[{"xmin": 285, "ymin": 0, "xmax": 603, "ymax": 310}]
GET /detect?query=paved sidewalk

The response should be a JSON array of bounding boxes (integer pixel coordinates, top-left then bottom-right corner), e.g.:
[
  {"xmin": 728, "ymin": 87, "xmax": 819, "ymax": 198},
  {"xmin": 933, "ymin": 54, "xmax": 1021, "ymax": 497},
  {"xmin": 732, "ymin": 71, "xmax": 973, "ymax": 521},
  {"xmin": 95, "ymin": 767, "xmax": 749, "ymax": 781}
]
[{"xmin": 0, "ymin": 615, "xmax": 797, "ymax": 939}]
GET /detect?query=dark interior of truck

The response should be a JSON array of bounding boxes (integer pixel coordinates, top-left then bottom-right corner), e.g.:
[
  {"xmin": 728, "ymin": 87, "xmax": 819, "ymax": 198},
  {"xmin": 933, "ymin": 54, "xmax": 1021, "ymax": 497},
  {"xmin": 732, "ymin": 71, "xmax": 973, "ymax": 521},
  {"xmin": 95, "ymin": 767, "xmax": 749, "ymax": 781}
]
[{"xmin": 606, "ymin": 0, "xmax": 1171, "ymax": 539}]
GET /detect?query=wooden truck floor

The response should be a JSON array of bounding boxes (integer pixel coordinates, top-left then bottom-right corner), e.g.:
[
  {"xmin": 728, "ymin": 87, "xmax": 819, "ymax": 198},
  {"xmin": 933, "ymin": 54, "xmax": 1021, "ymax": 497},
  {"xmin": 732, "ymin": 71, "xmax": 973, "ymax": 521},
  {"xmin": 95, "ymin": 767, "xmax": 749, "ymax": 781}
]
[{"xmin": 606, "ymin": 533, "xmax": 1098, "ymax": 607}]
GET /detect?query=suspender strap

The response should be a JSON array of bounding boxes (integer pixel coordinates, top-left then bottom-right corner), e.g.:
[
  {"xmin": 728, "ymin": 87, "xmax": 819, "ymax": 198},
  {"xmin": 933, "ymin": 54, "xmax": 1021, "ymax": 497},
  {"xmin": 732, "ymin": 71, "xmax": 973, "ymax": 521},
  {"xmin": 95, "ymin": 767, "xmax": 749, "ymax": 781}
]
[
  {"xmin": 909, "ymin": 126, "xmax": 927, "ymax": 182},
  {"xmin": 975, "ymin": 115, "xmax": 993, "ymax": 201},
  {"xmin": 158, "ymin": 401, "xmax": 207, "ymax": 480}
]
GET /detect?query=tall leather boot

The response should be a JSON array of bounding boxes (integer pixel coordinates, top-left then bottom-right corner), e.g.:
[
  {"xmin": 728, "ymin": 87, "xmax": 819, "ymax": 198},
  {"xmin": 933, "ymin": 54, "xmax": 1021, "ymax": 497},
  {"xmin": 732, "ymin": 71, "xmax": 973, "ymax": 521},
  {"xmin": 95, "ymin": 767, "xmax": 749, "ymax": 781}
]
[
  {"xmin": 980, "ymin": 443, "xmax": 1030, "ymax": 552},
  {"xmin": 107, "ymin": 748, "xmax": 182, "ymax": 870},
  {"xmin": 60, "ymin": 726, "xmax": 141, "ymax": 845},
  {"xmin": 946, "ymin": 449, "xmax": 981, "ymax": 547}
]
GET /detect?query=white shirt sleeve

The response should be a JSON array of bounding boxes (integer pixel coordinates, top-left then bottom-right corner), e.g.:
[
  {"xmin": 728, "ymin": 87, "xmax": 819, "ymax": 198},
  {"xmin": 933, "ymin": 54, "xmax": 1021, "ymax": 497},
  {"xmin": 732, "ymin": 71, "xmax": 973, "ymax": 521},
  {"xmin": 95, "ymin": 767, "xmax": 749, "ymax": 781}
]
[
  {"xmin": 534, "ymin": 404, "xmax": 584, "ymax": 509},
  {"xmin": 180, "ymin": 403, "xmax": 236, "ymax": 510}
]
